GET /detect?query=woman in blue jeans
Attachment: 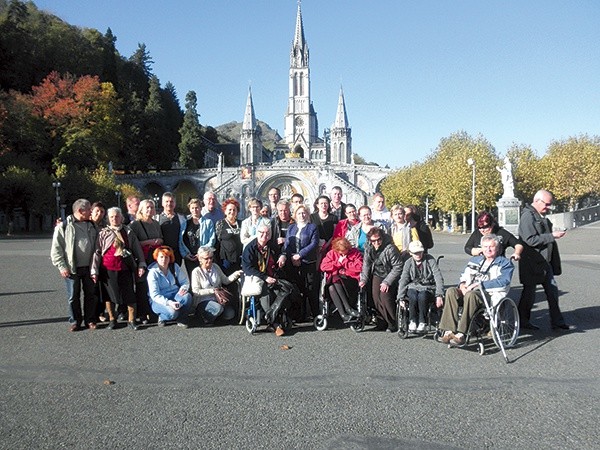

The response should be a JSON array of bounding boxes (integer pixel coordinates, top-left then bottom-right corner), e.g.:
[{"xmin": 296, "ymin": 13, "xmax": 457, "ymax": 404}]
[{"xmin": 147, "ymin": 246, "xmax": 192, "ymax": 328}]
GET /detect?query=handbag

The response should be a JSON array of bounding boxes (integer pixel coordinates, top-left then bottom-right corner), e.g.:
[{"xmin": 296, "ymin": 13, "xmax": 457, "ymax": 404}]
[
  {"xmin": 121, "ymin": 248, "xmax": 137, "ymax": 272},
  {"xmin": 241, "ymin": 274, "xmax": 264, "ymax": 297},
  {"xmin": 214, "ymin": 287, "xmax": 234, "ymax": 305}
]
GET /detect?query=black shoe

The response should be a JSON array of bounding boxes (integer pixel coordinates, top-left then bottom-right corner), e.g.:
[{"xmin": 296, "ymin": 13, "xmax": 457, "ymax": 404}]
[
  {"xmin": 522, "ymin": 322, "xmax": 540, "ymax": 330},
  {"xmin": 128, "ymin": 321, "xmax": 139, "ymax": 331},
  {"xmin": 117, "ymin": 313, "xmax": 126, "ymax": 322},
  {"xmin": 107, "ymin": 320, "xmax": 117, "ymax": 330},
  {"xmin": 347, "ymin": 309, "xmax": 360, "ymax": 318},
  {"xmin": 552, "ymin": 323, "xmax": 570, "ymax": 330},
  {"xmin": 340, "ymin": 314, "xmax": 353, "ymax": 323}
]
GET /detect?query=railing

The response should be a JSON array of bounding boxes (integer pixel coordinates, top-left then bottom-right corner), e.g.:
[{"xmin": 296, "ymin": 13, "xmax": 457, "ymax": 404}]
[{"xmin": 548, "ymin": 204, "xmax": 600, "ymax": 229}]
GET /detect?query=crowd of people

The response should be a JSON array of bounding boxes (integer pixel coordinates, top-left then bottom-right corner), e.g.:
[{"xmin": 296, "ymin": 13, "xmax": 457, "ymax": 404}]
[{"xmin": 50, "ymin": 187, "xmax": 570, "ymax": 340}]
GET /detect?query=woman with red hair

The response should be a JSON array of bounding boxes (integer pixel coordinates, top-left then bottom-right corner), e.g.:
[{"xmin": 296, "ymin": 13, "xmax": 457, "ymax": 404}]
[
  {"xmin": 464, "ymin": 211, "xmax": 523, "ymax": 259},
  {"xmin": 147, "ymin": 246, "xmax": 193, "ymax": 328},
  {"xmin": 320, "ymin": 237, "xmax": 364, "ymax": 322}
]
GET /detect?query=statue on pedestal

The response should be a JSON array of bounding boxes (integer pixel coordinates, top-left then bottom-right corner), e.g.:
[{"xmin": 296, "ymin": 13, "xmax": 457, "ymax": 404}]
[{"xmin": 497, "ymin": 156, "xmax": 515, "ymax": 198}]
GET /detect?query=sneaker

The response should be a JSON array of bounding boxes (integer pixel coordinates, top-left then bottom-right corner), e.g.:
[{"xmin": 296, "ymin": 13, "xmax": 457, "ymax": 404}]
[
  {"xmin": 408, "ymin": 321, "xmax": 417, "ymax": 332},
  {"xmin": 157, "ymin": 320, "xmax": 166, "ymax": 328},
  {"xmin": 177, "ymin": 319, "xmax": 189, "ymax": 329},
  {"xmin": 417, "ymin": 322, "xmax": 426, "ymax": 333}
]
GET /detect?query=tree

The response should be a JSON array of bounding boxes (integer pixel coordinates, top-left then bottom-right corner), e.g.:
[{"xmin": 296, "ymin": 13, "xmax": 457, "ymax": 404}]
[
  {"xmin": 143, "ymin": 75, "xmax": 171, "ymax": 169},
  {"xmin": 540, "ymin": 135, "xmax": 600, "ymax": 210},
  {"xmin": 178, "ymin": 90, "xmax": 203, "ymax": 169},
  {"xmin": 428, "ymin": 131, "xmax": 501, "ymax": 231},
  {"xmin": 506, "ymin": 144, "xmax": 542, "ymax": 204}
]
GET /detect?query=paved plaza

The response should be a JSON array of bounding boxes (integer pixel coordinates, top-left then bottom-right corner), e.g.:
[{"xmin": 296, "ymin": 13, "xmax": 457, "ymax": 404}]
[{"xmin": 0, "ymin": 226, "xmax": 598, "ymax": 449}]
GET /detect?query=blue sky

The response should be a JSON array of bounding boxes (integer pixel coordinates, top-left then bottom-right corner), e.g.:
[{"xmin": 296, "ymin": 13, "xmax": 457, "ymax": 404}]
[{"xmin": 34, "ymin": 0, "xmax": 600, "ymax": 169}]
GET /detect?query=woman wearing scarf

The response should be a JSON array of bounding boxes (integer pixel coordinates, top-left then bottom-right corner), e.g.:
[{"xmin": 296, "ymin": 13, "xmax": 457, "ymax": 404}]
[{"xmin": 91, "ymin": 207, "xmax": 146, "ymax": 330}]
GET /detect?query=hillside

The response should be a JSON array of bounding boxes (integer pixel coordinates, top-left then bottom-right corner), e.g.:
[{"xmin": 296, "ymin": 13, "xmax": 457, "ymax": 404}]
[{"xmin": 215, "ymin": 120, "xmax": 282, "ymax": 151}]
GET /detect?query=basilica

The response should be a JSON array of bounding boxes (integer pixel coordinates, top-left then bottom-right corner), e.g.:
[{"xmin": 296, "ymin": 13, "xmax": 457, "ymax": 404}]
[{"xmin": 119, "ymin": 2, "xmax": 390, "ymax": 213}]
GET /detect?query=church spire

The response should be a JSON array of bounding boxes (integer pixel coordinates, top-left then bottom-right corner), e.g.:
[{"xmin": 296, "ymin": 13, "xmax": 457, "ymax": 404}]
[
  {"xmin": 330, "ymin": 85, "xmax": 352, "ymax": 165},
  {"xmin": 291, "ymin": 0, "xmax": 308, "ymax": 68},
  {"xmin": 333, "ymin": 86, "xmax": 349, "ymax": 129},
  {"xmin": 240, "ymin": 86, "xmax": 262, "ymax": 165},
  {"xmin": 242, "ymin": 86, "xmax": 256, "ymax": 130}
]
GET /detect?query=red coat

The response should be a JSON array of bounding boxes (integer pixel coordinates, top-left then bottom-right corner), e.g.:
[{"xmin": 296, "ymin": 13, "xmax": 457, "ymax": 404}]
[{"xmin": 319, "ymin": 247, "xmax": 363, "ymax": 282}]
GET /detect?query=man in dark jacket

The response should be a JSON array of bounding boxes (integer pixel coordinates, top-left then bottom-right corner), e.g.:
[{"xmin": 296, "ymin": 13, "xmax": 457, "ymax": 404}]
[{"xmin": 518, "ymin": 190, "xmax": 569, "ymax": 331}]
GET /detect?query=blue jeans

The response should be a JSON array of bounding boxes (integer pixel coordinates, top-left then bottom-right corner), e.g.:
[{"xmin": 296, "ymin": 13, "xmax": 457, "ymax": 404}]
[
  {"xmin": 151, "ymin": 292, "xmax": 192, "ymax": 322},
  {"xmin": 407, "ymin": 289, "xmax": 434, "ymax": 324},
  {"xmin": 197, "ymin": 299, "xmax": 235, "ymax": 323},
  {"xmin": 65, "ymin": 266, "xmax": 97, "ymax": 325}
]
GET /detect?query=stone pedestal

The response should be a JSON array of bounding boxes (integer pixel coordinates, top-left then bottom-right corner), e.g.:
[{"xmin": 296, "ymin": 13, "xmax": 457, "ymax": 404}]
[{"xmin": 497, "ymin": 197, "xmax": 521, "ymax": 236}]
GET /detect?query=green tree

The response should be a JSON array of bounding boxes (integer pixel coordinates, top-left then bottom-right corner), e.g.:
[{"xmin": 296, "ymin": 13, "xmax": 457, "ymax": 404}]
[
  {"xmin": 144, "ymin": 75, "xmax": 171, "ymax": 169},
  {"xmin": 178, "ymin": 90, "xmax": 203, "ymax": 169},
  {"xmin": 506, "ymin": 144, "xmax": 542, "ymax": 204},
  {"xmin": 540, "ymin": 135, "xmax": 600, "ymax": 210},
  {"xmin": 429, "ymin": 131, "xmax": 501, "ymax": 230}
]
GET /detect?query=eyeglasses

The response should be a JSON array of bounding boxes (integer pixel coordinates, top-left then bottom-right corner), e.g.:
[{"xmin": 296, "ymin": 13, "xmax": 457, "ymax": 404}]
[
  {"xmin": 200, "ymin": 256, "xmax": 213, "ymax": 261},
  {"xmin": 537, "ymin": 199, "xmax": 553, "ymax": 207},
  {"xmin": 478, "ymin": 224, "xmax": 491, "ymax": 230},
  {"xmin": 370, "ymin": 238, "xmax": 382, "ymax": 243}
]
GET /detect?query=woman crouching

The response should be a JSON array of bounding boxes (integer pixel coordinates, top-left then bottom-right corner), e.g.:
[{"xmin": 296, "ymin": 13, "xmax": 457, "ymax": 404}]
[
  {"xmin": 191, "ymin": 246, "xmax": 242, "ymax": 325},
  {"xmin": 147, "ymin": 246, "xmax": 192, "ymax": 328}
]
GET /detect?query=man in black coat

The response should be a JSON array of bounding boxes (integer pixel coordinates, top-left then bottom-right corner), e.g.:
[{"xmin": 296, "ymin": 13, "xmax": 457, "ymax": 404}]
[{"xmin": 518, "ymin": 189, "xmax": 569, "ymax": 331}]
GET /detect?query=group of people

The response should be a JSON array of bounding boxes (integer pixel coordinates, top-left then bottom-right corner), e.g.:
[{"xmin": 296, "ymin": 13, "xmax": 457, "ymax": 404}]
[{"xmin": 51, "ymin": 186, "xmax": 570, "ymax": 341}]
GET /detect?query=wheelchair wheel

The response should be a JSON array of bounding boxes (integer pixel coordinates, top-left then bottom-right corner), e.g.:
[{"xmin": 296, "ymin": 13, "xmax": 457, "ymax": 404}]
[
  {"xmin": 314, "ymin": 314, "xmax": 328, "ymax": 331},
  {"xmin": 491, "ymin": 297, "xmax": 519, "ymax": 349},
  {"xmin": 478, "ymin": 342, "xmax": 485, "ymax": 356},
  {"xmin": 350, "ymin": 317, "xmax": 365, "ymax": 333},
  {"xmin": 245, "ymin": 316, "xmax": 257, "ymax": 334}
]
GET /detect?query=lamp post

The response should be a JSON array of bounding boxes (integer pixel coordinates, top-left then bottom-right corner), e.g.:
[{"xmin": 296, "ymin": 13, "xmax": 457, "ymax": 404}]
[
  {"xmin": 115, "ymin": 190, "xmax": 122, "ymax": 209},
  {"xmin": 467, "ymin": 158, "xmax": 476, "ymax": 233},
  {"xmin": 52, "ymin": 181, "xmax": 61, "ymax": 220}
]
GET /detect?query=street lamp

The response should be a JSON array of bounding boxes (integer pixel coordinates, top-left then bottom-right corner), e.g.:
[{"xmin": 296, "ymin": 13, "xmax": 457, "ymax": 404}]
[
  {"xmin": 467, "ymin": 158, "xmax": 476, "ymax": 233},
  {"xmin": 52, "ymin": 181, "xmax": 61, "ymax": 220},
  {"xmin": 115, "ymin": 190, "xmax": 122, "ymax": 209}
]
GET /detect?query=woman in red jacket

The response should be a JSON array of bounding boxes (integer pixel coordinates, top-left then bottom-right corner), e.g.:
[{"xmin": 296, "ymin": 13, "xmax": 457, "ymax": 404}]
[{"xmin": 320, "ymin": 237, "xmax": 364, "ymax": 322}]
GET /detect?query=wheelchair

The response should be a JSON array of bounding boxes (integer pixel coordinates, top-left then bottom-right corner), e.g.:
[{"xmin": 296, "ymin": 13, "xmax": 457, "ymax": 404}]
[
  {"xmin": 313, "ymin": 276, "xmax": 372, "ymax": 332},
  {"xmin": 241, "ymin": 279, "xmax": 294, "ymax": 335},
  {"xmin": 435, "ymin": 287, "xmax": 520, "ymax": 363},
  {"xmin": 397, "ymin": 294, "xmax": 441, "ymax": 339}
]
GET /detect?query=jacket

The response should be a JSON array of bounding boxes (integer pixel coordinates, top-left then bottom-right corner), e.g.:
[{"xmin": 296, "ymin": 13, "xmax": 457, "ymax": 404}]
[
  {"xmin": 518, "ymin": 204, "xmax": 561, "ymax": 284},
  {"xmin": 460, "ymin": 255, "xmax": 514, "ymax": 305},
  {"xmin": 91, "ymin": 225, "xmax": 146, "ymax": 276},
  {"xmin": 360, "ymin": 234, "xmax": 403, "ymax": 287},
  {"xmin": 50, "ymin": 215, "xmax": 97, "ymax": 274},
  {"xmin": 147, "ymin": 262, "xmax": 189, "ymax": 306},
  {"xmin": 284, "ymin": 222, "xmax": 319, "ymax": 263},
  {"xmin": 180, "ymin": 216, "xmax": 216, "ymax": 258},
  {"xmin": 319, "ymin": 247, "xmax": 363, "ymax": 282},
  {"xmin": 464, "ymin": 226, "xmax": 521, "ymax": 257},
  {"xmin": 191, "ymin": 264, "xmax": 240, "ymax": 303},
  {"xmin": 241, "ymin": 238, "xmax": 281, "ymax": 282},
  {"xmin": 397, "ymin": 254, "xmax": 444, "ymax": 300}
]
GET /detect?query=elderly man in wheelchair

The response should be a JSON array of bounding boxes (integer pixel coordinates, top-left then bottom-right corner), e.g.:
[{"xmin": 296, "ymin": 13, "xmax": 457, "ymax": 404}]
[{"xmin": 437, "ymin": 234, "xmax": 514, "ymax": 347}]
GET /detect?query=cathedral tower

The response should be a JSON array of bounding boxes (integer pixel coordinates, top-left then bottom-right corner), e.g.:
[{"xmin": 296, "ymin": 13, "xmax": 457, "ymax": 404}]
[
  {"xmin": 284, "ymin": 1, "xmax": 319, "ymax": 157},
  {"xmin": 240, "ymin": 87, "xmax": 262, "ymax": 165},
  {"xmin": 330, "ymin": 87, "xmax": 352, "ymax": 164}
]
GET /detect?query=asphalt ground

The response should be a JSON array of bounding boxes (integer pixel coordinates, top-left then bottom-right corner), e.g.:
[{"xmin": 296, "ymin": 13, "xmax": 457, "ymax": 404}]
[{"xmin": 0, "ymin": 226, "xmax": 598, "ymax": 450}]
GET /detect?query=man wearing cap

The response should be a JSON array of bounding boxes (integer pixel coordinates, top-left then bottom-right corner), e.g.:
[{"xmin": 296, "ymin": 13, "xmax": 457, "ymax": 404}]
[{"xmin": 396, "ymin": 240, "xmax": 444, "ymax": 333}]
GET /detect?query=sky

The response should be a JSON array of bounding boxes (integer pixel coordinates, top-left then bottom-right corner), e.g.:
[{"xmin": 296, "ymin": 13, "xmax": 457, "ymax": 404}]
[{"xmin": 33, "ymin": 0, "xmax": 600, "ymax": 169}]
